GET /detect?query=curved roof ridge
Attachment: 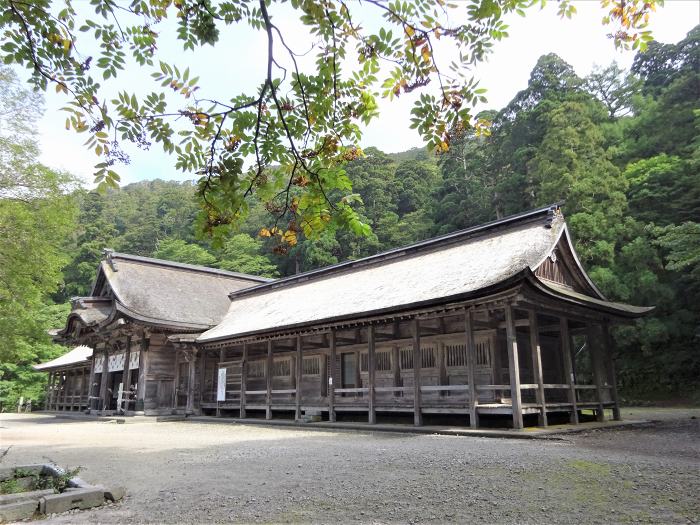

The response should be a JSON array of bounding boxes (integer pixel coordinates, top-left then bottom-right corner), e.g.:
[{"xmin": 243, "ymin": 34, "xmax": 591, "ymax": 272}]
[{"xmin": 227, "ymin": 202, "xmax": 563, "ymax": 300}]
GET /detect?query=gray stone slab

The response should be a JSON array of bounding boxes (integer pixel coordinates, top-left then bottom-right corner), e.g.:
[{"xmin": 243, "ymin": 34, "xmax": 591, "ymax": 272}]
[
  {"xmin": 0, "ymin": 489, "xmax": 54, "ymax": 506},
  {"xmin": 103, "ymin": 486, "xmax": 126, "ymax": 502},
  {"xmin": 0, "ymin": 464, "xmax": 45, "ymax": 481},
  {"xmin": 0, "ymin": 500, "xmax": 38, "ymax": 522},
  {"xmin": 39, "ymin": 488, "xmax": 104, "ymax": 514}
]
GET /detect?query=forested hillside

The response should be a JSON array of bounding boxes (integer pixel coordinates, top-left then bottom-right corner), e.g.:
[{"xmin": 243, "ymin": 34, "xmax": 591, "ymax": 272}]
[{"xmin": 1, "ymin": 27, "xmax": 698, "ymax": 408}]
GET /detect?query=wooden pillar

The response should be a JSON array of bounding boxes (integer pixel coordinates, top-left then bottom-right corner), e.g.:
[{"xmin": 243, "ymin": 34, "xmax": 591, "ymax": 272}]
[
  {"xmin": 602, "ymin": 321, "xmax": 621, "ymax": 421},
  {"xmin": 44, "ymin": 372, "xmax": 54, "ymax": 410},
  {"xmin": 122, "ymin": 336, "xmax": 132, "ymax": 414},
  {"xmin": 266, "ymin": 340, "xmax": 273, "ymax": 420},
  {"xmin": 560, "ymin": 317, "xmax": 579, "ymax": 424},
  {"xmin": 295, "ymin": 336, "xmax": 302, "ymax": 421},
  {"xmin": 465, "ymin": 310, "xmax": 479, "ymax": 428},
  {"xmin": 505, "ymin": 305, "xmax": 524, "ymax": 430},
  {"xmin": 80, "ymin": 367, "xmax": 87, "ymax": 409},
  {"xmin": 391, "ymin": 344, "xmax": 400, "ymax": 395},
  {"xmin": 438, "ymin": 341, "xmax": 447, "ymax": 396},
  {"xmin": 197, "ymin": 349, "xmax": 206, "ymax": 413},
  {"xmin": 69, "ymin": 370, "xmax": 77, "ymax": 410},
  {"xmin": 136, "ymin": 337, "xmax": 148, "ymax": 412},
  {"xmin": 328, "ymin": 330, "xmax": 336, "ymax": 422},
  {"xmin": 528, "ymin": 310, "xmax": 547, "ymax": 427},
  {"xmin": 99, "ymin": 348, "xmax": 109, "ymax": 413},
  {"xmin": 63, "ymin": 371, "xmax": 71, "ymax": 411},
  {"xmin": 186, "ymin": 349, "xmax": 197, "ymax": 415},
  {"xmin": 87, "ymin": 355, "xmax": 96, "ymax": 411},
  {"xmin": 240, "ymin": 343, "xmax": 248, "ymax": 419},
  {"xmin": 412, "ymin": 318, "xmax": 422, "ymax": 426},
  {"xmin": 587, "ymin": 324, "xmax": 606, "ymax": 422},
  {"xmin": 368, "ymin": 325, "xmax": 376, "ymax": 424}
]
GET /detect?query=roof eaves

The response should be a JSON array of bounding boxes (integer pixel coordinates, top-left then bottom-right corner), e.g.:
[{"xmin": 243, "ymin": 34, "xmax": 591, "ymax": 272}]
[
  {"xmin": 532, "ymin": 278, "xmax": 653, "ymax": 318},
  {"xmin": 113, "ymin": 301, "xmax": 213, "ymax": 332},
  {"xmin": 200, "ymin": 271, "xmax": 530, "ymax": 344},
  {"xmin": 227, "ymin": 202, "xmax": 564, "ymax": 301}
]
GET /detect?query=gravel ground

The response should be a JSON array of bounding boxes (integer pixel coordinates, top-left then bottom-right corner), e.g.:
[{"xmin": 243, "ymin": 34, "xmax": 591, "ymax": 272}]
[{"xmin": 0, "ymin": 408, "xmax": 698, "ymax": 524}]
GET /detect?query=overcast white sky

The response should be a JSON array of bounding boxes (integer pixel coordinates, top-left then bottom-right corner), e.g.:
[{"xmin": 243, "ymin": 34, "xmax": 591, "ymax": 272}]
[{"xmin": 30, "ymin": 0, "xmax": 700, "ymax": 186}]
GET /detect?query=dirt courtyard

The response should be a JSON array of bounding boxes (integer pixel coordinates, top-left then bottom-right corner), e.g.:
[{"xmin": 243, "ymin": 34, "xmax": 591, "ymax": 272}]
[{"xmin": 1, "ymin": 408, "xmax": 698, "ymax": 524}]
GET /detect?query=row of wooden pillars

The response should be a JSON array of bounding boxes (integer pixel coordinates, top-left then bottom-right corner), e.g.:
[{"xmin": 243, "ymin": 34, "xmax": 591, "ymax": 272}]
[
  {"xmin": 226, "ymin": 303, "xmax": 620, "ymax": 429},
  {"xmin": 45, "ymin": 367, "xmax": 89, "ymax": 411}
]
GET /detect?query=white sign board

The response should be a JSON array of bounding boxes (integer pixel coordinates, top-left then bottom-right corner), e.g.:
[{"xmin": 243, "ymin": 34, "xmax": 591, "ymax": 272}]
[
  {"xmin": 217, "ymin": 368, "xmax": 227, "ymax": 401},
  {"xmin": 117, "ymin": 382, "xmax": 124, "ymax": 411}
]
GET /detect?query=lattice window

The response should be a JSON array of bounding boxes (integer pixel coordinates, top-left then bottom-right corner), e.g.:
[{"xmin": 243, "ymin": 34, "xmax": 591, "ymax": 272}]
[
  {"xmin": 360, "ymin": 351, "xmax": 392, "ymax": 372},
  {"xmin": 376, "ymin": 350, "xmax": 391, "ymax": 371},
  {"xmin": 248, "ymin": 361, "xmax": 266, "ymax": 378},
  {"xmin": 421, "ymin": 346, "xmax": 436, "ymax": 369},
  {"xmin": 446, "ymin": 343, "xmax": 467, "ymax": 367},
  {"xmin": 272, "ymin": 358, "xmax": 291, "ymax": 377},
  {"xmin": 303, "ymin": 356, "xmax": 320, "ymax": 376},
  {"xmin": 399, "ymin": 347, "xmax": 413, "ymax": 370},
  {"xmin": 476, "ymin": 339, "xmax": 491, "ymax": 366}
]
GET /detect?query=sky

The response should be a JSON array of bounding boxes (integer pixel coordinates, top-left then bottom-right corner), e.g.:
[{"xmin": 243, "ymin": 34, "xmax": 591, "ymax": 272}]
[{"xmin": 28, "ymin": 0, "xmax": 700, "ymax": 186}]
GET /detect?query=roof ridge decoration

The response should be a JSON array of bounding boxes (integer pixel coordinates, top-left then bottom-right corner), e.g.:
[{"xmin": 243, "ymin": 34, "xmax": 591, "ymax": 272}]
[{"xmin": 227, "ymin": 203, "xmax": 563, "ymax": 301}]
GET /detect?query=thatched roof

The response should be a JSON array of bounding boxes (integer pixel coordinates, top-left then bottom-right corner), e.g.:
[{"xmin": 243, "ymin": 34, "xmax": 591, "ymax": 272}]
[
  {"xmin": 55, "ymin": 254, "xmax": 272, "ymax": 338},
  {"xmin": 97, "ymin": 253, "xmax": 271, "ymax": 330},
  {"xmin": 34, "ymin": 346, "xmax": 92, "ymax": 371},
  {"xmin": 199, "ymin": 205, "xmax": 650, "ymax": 343}
]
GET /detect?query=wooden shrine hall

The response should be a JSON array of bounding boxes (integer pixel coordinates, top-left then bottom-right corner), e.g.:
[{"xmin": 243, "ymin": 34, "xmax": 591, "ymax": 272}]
[{"xmin": 39, "ymin": 205, "xmax": 651, "ymax": 428}]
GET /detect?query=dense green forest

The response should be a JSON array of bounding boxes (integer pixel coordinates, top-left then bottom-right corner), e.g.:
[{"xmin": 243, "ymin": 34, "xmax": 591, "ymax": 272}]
[{"xmin": 1, "ymin": 27, "xmax": 698, "ymax": 409}]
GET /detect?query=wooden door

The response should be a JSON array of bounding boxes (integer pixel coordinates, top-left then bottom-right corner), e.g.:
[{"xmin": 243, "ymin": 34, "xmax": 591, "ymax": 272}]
[{"xmin": 341, "ymin": 353, "xmax": 356, "ymax": 388}]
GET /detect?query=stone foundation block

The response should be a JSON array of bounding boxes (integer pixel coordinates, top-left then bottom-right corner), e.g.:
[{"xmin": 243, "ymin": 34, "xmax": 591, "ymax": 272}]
[
  {"xmin": 39, "ymin": 488, "xmax": 104, "ymax": 514},
  {"xmin": 0, "ymin": 489, "xmax": 54, "ymax": 506},
  {"xmin": 0, "ymin": 500, "xmax": 38, "ymax": 522}
]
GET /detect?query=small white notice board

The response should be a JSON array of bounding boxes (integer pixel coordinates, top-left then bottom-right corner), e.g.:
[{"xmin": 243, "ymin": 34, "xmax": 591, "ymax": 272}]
[{"xmin": 216, "ymin": 368, "xmax": 227, "ymax": 401}]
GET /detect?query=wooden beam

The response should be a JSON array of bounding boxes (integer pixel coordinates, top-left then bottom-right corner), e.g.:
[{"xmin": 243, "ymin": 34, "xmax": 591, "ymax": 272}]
[
  {"xmin": 505, "ymin": 305, "xmax": 524, "ymax": 430},
  {"xmin": 295, "ymin": 336, "xmax": 302, "ymax": 421},
  {"xmin": 560, "ymin": 317, "xmax": 579, "ymax": 424},
  {"xmin": 368, "ymin": 325, "xmax": 376, "ymax": 424},
  {"xmin": 240, "ymin": 343, "xmax": 248, "ymax": 419},
  {"xmin": 328, "ymin": 329, "xmax": 336, "ymax": 422},
  {"xmin": 266, "ymin": 340, "xmax": 273, "ymax": 420},
  {"xmin": 528, "ymin": 310, "xmax": 547, "ymax": 427},
  {"xmin": 412, "ymin": 318, "xmax": 422, "ymax": 426},
  {"xmin": 602, "ymin": 321, "xmax": 621, "ymax": 421},
  {"xmin": 465, "ymin": 310, "xmax": 479, "ymax": 428}
]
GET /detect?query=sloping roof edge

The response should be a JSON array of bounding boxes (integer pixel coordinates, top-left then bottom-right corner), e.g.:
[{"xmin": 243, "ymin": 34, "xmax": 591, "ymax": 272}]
[
  {"xmin": 90, "ymin": 251, "xmax": 272, "ymax": 296},
  {"xmin": 533, "ymin": 279, "xmax": 654, "ymax": 318},
  {"xmin": 34, "ymin": 346, "xmax": 93, "ymax": 371},
  {"xmin": 227, "ymin": 203, "xmax": 564, "ymax": 301},
  {"xmin": 199, "ymin": 271, "xmax": 530, "ymax": 344}
]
